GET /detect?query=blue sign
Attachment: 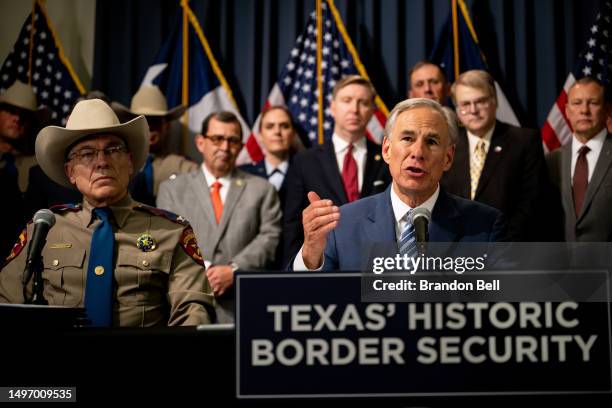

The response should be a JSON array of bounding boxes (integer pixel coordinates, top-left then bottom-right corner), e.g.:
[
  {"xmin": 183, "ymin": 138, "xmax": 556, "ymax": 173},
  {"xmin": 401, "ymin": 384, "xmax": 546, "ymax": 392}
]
[{"xmin": 236, "ymin": 272, "xmax": 612, "ymax": 398}]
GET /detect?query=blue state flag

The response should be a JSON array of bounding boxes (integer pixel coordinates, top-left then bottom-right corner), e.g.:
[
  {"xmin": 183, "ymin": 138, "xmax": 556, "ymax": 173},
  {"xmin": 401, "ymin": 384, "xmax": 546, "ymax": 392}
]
[{"xmin": 430, "ymin": 0, "xmax": 520, "ymax": 126}]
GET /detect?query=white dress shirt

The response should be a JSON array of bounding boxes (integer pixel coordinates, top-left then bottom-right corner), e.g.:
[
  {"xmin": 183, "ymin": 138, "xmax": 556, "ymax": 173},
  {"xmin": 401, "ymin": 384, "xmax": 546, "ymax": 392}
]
[
  {"xmin": 293, "ymin": 184, "xmax": 441, "ymax": 271},
  {"xmin": 201, "ymin": 164, "xmax": 232, "ymax": 204},
  {"xmin": 332, "ymin": 133, "xmax": 367, "ymax": 192},
  {"xmin": 571, "ymin": 128, "xmax": 607, "ymax": 184},
  {"xmin": 467, "ymin": 125, "xmax": 495, "ymax": 165},
  {"xmin": 264, "ymin": 159, "xmax": 289, "ymax": 191}
]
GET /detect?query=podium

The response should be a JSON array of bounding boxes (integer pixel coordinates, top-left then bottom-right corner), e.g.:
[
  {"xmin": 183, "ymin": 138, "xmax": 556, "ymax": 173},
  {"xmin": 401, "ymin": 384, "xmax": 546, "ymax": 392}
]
[{"xmin": 0, "ymin": 304, "xmax": 87, "ymax": 329}]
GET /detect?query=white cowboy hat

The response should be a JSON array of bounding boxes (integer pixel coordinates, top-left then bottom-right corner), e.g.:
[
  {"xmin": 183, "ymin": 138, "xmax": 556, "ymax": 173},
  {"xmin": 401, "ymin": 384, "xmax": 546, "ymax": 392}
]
[
  {"xmin": 111, "ymin": 85, "xmax": 185, "ymax": 120},
  {"xmin": 35, "ymin": 98, "xmax": 149, "ymax": 188},
  {"xmin": 0, "ymin": 80, "xmax": 38, "ymax": 111}
]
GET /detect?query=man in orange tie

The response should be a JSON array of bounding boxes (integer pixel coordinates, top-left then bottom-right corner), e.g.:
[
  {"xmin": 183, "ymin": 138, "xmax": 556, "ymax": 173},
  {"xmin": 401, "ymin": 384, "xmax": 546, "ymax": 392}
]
[{"xmin": 157, "ymin": 111, "xmax": 282, "ymax": 323}]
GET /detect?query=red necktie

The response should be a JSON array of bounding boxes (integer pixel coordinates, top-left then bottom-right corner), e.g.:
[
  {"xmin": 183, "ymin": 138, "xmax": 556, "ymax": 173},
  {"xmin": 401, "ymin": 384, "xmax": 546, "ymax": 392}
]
[
  {"xmin": 573, "ymin": 146, "xmax": 590, "ymax": 216},
  {"xmin": 342, "ymin": 143, "xmax": 359, "ymax": 202},
  {"xmin": 210, "ymin": 181, "xmax": 223, "ymax": 224}
]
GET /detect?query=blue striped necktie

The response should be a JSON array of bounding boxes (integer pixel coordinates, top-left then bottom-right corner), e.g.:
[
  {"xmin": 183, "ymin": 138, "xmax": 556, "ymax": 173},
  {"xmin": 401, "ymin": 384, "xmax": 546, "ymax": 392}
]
[
  {"xmin": 399, "ymin": 210, "xmax": 417, "ymax": 258},
  {"xmin": 85, "ymin": 207, "xmax": 115, "ymax": 327}
]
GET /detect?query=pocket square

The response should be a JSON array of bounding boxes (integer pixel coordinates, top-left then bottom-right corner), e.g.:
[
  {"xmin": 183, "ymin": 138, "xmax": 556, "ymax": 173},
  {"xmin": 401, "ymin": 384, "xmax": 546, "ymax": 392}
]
[{"xmin": 373, "ymin": 180, "xmax": 385, "ymax": 186}]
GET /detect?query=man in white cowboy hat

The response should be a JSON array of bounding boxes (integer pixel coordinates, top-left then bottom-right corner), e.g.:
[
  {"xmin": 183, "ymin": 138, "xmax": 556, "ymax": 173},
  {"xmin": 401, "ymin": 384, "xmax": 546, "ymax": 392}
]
[
  {"xmin": 0, "ymin": 80, "xmax": 44, "ymax": 192},
  {"xmin": 112, "ymin": 85, "xmax": 197, "ymax": 205},
  {"xmin": 0, "ymin": 99, "xmax": 214, "ymax": 327}
]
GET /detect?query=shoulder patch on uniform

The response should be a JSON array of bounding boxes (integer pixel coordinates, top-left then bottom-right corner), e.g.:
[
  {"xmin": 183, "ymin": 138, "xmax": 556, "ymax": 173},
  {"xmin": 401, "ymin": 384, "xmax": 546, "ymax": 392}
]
[
  {"xmin": 179, "ymin": 226, "xmax": 205, "ymax": 266},
  {"xmin": 49, "ymin": 203, "xmax": 82, "ymax": 213},
  {"xmin": 3, "ymin": 227, "xmax": 27, "ymax": 268},
  {"xmin": 133, "ymin": 205, "xmax": 189, "ymax": 226}
]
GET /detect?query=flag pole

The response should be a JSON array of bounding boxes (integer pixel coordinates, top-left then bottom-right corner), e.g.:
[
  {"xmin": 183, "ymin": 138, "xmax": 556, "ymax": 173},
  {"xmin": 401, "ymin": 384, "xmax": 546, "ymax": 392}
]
[
  {"xmin": 316, "ymin": 0, "xmax": 324, "ymax": 145},
  {"xmin": 27, "ymin": 0, "xmax": 37, "ymax": 85},
  {"xmin": 181, "ymin": 0, "xmax": 190, "ymax": 156},
  {"xmin": 451, "ymin": 0, "xmax": 460, "ymax": 80}
]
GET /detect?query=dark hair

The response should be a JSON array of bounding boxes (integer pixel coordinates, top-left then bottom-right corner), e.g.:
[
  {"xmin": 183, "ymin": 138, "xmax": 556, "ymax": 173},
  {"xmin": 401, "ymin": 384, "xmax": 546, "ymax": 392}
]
[
  {"xmin": 258, "ymin": 106, "xmax": 295, "ymax": 132},
  {"xmin": 408, "ymin": 60, "xmax": 447, "ymax": 89},
  {"xmin": 200, "ymin": 111, "xmax": 242, "ymax": 138}
]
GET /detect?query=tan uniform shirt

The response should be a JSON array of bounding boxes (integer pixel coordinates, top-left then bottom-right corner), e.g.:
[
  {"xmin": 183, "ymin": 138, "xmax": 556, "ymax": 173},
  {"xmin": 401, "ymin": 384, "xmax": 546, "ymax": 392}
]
[
  {"xmin": 0, "ymin": 195, "xmax": 214, "ymax": 327},
  {"xmin": 152, "ymin": 154, "xmax": 198, "ymax": 196}
]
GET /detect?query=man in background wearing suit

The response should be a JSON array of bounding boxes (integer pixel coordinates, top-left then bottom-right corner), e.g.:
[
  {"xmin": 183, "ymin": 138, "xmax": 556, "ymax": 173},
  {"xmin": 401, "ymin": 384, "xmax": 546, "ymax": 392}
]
[
  {"xmin": 441, "ymin": 70, "xmax": 547, "ymax": 241},
  {"xmin": 546, "ymin": 77, "xmax": 611, "ymax": 242},
  {"xmin": 283, "ymin": 75, "xmax": 391, "ymax": 266},
  {"xmin": 157, "ymin": 111, "xmax": 281, "ymax": 322},
  {"xmin": 295, "ymin": 98, "xmax": 505, "ymax": 271},
  {"xmin": 407, "ymin": 60, "xmax": 450, "ymax": 105}
]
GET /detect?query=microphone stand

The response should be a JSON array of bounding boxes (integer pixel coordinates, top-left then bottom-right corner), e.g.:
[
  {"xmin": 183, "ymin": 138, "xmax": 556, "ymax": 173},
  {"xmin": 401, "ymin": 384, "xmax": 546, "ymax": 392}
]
[{"xmin": 24, "ymin": 255, "xmax": 48, "ymax": 305}]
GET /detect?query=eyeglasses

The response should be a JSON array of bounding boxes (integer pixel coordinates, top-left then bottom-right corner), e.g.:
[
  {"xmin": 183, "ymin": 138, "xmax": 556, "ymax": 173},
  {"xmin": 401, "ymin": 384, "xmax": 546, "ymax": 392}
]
[
  {"xmin": 204, "ymin": 134, "xmax": 242, "ymax": 147},
  {"xmin": 67, "ymin": 145, "xmax": 128, "ymax": 165},
  {"xmin": 457, "ymin": 97, "xmax": 492, "ymax": 114}
]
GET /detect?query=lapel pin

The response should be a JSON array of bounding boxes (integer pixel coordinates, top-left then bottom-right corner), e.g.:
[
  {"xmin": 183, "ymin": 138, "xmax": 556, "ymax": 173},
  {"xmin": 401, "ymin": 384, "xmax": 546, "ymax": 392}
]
[
  {"xmin": 374, "ymin": 154, "xmax": 381, "ymax": 161},
  {"xmin": 494, "ymin": 146, "xmax": 502, "ymax": 153},
  {"xmin": 236, "ymin": 179, "xmax": 244, "ymax": 187}
]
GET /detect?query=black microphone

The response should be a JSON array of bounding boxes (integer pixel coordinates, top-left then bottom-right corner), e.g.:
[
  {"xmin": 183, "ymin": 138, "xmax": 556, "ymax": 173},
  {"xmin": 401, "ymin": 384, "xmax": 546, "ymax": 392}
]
[
  {"xmin": 22, "ymin": 209, "xmax": 56, "ymax": 286},
  {"xmin": 411, "ymin": 207, "xmax": 431, "ymax": 244}
]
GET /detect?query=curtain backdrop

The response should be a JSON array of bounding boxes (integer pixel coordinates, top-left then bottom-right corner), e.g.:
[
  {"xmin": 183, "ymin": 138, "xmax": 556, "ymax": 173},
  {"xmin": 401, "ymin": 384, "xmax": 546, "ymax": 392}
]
[{"xmin": 93, "ymin": 0, "xmax": 604, "ymax": 130}]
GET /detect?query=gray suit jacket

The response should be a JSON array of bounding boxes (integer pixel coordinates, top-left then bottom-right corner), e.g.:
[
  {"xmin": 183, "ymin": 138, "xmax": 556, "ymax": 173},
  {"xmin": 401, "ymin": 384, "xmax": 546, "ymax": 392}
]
[
  {"xmin": 157, "ymin": 168, "xmax": 282, "ymax": 322},
  {"xmin": 547, "ymin": 133, "xmax": 612, "ymax": 241}
]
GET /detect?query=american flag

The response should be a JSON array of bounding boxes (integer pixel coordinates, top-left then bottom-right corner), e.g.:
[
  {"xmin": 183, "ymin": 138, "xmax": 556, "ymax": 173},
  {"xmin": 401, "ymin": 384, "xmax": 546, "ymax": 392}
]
[
  {"xmin": 238, "ymin": 0, "xmax": 388, "ymax": 165},
  {"xmin": 542, "ymin": 1, "xmax": 611, "ymax": 152},
  {"xmin": 0, "ymin": 0, "xmax": 84, "ymax": 125}
]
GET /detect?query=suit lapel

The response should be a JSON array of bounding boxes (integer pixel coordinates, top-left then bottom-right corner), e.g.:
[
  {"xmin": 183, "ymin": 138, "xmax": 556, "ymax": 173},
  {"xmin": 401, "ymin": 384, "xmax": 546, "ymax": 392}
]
[
  {"xmin": 579, "ymin": 133, "xmax": 612, "ymax": 221},
  {"xmin": 475, "ymin": 121, "xmax": 506, "ymax": 198},
  {"xmin": 454, "ymin": 131, "xmax": 471, "ymax": 198},
  {"xmin": 429, "ymin": 189, "xmax": 461, "ymax": 242},
  {"xmin": 561, "ymin": 143, "xmax": 576, "ymax": 224},
  {"xmin": 215, "ymin": 170, "xmax": 246, "ymax": 244},
  {"xmin": 320, "ymin": 140, "xmax": 348, "ymax": 203},
  {"xmin": 362, "ymin": 139, "xmax": 384, "ymax": 197},
  {"xmin": 193, "ymin": 171, "xmax": 217, "ymax": 228},
  {"xmin": 366, "ymin": 188, "xmax": 398, "ymax": 244}
]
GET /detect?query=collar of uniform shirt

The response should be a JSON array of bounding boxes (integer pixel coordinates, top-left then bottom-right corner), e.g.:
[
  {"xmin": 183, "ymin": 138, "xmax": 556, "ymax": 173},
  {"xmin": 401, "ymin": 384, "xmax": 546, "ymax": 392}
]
[
  {"xmin": 200, "ymin": 163, "xmax": 233, "ymax": 188},
  {"xmin": 467, "ymin": 124, "xmax": 495, "ymax": 155},
  {"xmin": 332, "ymin": 132, "xmax": 367, "ymax": 155},
  {"xmin": 390, "ymin": 184, "xmax": 439, "ymax": 241},
  {"xmin": 264, "ymin": 158, "xmax": 289, "ymax": 176},
  {"xmin": 79, "ymin": 194, "xmax": 133, "ymax": 228}
]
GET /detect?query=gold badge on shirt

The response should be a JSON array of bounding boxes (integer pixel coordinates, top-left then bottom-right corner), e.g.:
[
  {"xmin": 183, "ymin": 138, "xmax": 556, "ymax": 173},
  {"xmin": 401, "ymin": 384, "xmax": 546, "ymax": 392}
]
[{"xmin": 136, "ymin": 233, "xmax": 157, "ymax": 252}]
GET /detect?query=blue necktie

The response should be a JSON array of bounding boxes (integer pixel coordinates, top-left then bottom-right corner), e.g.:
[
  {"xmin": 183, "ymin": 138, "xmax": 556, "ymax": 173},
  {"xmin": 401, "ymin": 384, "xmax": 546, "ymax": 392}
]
[
  {"xmin": 84, "ymin": 207, "xmax": 115, "ymax": 327},
  {"xmin": 143, "ymin": 154, "xmax": 154, "ymax": 196},
  {"xmin": 2, "ymin": 152, "xmax": 17, "ymax": 178},
  {"xmin": 399, "ymin": 210, "xmax": 417, "ymax": 258}
]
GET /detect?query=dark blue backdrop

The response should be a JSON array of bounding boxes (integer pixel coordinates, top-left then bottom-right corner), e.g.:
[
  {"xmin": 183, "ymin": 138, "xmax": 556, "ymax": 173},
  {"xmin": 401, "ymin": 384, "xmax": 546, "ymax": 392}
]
[{"xmin": 92, "ymin": 0, "xmax": 605, "ymax": 130}]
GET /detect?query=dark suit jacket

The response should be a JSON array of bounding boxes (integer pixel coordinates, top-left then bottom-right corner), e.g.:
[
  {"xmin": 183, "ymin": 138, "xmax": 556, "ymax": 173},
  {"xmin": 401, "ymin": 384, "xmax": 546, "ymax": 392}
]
[
  {"xmin": 321, "ymin": 187, "xmax": 506, "ymax": 271},
  {"xmin": 546, "ymin": 133, "xmax": 612, "ymax": 241},
  {"xmin": 441, "ymin": 121, "xmax": 547, "ymax": 241},
  {"xmin": 282, "ymin": 138, "xmax": 391, "ymax": 266}
]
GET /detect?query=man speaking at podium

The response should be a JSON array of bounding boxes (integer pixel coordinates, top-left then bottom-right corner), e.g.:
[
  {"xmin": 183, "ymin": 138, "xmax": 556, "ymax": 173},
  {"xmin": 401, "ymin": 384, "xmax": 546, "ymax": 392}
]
[
  {"xmin": 0, "ymin": 99, "xmax": 214, "ymax": 327},
  {"xmin": 294, "ymin": 98, "xmax": 506, "ymax": 271}
]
